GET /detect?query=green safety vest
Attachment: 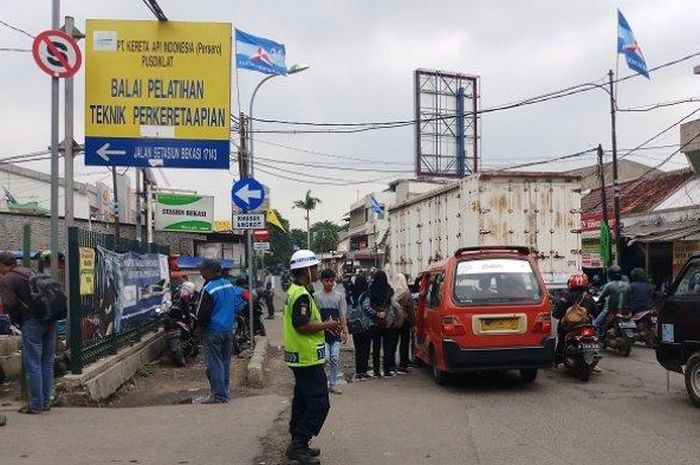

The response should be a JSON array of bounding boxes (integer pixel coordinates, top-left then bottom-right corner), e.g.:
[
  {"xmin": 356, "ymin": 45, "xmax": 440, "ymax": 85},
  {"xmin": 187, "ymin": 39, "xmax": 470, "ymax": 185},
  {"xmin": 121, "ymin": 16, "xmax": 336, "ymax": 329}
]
[{"xmin": 283, "ymin": 283, "xmax": 326, "ymax": 368}]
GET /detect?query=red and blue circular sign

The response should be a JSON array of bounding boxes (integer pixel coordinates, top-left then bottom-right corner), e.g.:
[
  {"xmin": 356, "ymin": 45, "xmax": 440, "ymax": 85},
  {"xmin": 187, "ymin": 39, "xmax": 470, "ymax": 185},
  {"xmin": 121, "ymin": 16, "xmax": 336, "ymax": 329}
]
[{"xmin": 32, "ymin": 29, "xmax": 82, "ymax": 78}]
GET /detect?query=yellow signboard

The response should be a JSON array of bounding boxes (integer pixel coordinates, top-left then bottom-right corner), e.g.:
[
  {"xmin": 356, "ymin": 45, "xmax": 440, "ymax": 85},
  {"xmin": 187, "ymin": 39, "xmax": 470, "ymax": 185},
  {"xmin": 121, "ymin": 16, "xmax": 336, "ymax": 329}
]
[
  {"xmin": 673, "ymin": 240, "xmax": 700, "ymax": 266},
  {"xmin": 79, "ymin": 247, "xmax": 96, "ymax": 296},
  {"xmin": 84, "ymin": 20, "xmax": 231, "ymax": 169}
]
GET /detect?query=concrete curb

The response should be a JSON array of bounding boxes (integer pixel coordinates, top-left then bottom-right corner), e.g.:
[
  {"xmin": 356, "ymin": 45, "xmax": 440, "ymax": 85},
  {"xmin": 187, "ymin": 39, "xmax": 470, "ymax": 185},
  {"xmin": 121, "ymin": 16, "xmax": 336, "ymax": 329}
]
[
  {"xmin": 59, "ymin": 329, "xmax": 166, "ymax": 404},
  {"xmin": 246, "ymin": 336, "xmax": 268, "ymax": 388}
]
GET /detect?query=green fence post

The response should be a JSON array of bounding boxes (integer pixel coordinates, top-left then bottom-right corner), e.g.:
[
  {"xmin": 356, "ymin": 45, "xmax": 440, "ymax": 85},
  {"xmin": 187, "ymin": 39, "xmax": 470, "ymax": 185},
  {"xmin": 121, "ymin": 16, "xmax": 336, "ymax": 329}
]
[{"xmin": 67, "ymin": 227, "xmax": 83, "ymax": 375}]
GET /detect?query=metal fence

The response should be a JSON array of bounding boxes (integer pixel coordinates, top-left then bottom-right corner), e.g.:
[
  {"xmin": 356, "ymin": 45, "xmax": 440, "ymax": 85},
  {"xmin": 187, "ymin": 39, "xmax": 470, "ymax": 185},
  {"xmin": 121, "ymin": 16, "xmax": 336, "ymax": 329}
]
[{"xmin": 67, "ymin": 227, "xmax": 170, "ymax": 374}]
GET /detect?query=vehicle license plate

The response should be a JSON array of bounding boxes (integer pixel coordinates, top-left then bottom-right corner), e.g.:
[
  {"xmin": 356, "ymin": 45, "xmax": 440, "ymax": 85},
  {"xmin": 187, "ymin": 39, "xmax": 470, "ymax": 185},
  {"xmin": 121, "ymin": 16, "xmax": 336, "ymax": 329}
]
[
  {"xmin": 618, "ymin": 321, "xmax": 636, "ymax": 329},
  {"xmin": 580, "ymin": 343, "xmax": 598, "ymax": 350},
  {"xmin": 480, "ymin": 317, "xmax": 519, "ymax": 332}
]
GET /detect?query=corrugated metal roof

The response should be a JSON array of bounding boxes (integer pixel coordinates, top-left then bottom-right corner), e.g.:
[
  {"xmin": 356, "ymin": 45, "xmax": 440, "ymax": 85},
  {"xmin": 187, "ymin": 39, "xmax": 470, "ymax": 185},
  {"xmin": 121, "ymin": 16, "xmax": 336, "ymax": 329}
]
[
  {"xmin": 581, "ymin": 169, "xmax": 693, "ymax": 216},
  {"xmin": 622, "ymin": 216, "xmax": 700, "ymax": 243}
]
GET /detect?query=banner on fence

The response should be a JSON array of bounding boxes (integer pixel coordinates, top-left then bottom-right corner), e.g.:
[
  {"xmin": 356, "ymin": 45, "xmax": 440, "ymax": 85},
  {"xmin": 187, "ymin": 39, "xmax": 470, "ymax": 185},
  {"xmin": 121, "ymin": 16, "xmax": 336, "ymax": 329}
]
[
  {"xmin": 96, "ymin": 246, "xmax": 171, "ymax": 334},
  {"xmin": 79, "ymin": 246, "xmax": 96, "ymax": 295}
]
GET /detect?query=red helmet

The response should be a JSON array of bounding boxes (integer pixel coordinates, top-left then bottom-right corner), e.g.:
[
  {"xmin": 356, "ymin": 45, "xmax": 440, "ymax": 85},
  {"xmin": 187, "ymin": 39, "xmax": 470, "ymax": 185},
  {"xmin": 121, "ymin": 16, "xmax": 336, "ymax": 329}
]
[{"xmin": 567, "ymin": 273, "xmax": 589, "ymax": 290}]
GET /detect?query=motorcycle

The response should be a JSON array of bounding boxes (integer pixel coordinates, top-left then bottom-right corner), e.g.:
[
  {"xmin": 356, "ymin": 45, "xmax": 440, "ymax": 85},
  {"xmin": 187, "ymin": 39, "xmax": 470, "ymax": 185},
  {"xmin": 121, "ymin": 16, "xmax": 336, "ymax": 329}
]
[
  {"xmin": 232, "ymin": 291, "xmax": 267, "ymax": 355},
  {"xmin": 164, "ymin": 297, "xmax": 199, "ymax": 367},
  {"xmin": 562, "ymin": 324, "xmax": 601, "ymax": 382},
  {"xmin": 631, "ymin": 308, "xmax": 658, "ymax": 348},
  {"xmin": 602, "ymin": 310, "xmax": 634, "ymax": 357}
]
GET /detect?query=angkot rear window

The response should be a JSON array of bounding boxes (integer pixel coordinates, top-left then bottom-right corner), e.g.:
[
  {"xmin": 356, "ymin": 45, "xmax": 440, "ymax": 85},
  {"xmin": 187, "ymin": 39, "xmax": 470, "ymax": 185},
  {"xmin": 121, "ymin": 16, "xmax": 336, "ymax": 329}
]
[{"xmin": 453, "ymin": 258, "xmax": 542, "ymax": 305}]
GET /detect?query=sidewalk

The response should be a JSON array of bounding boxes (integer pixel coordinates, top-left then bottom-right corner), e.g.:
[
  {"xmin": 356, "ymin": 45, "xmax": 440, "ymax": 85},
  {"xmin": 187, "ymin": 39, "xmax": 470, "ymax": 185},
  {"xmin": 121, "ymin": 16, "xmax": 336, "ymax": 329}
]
[{"xmin": 1, "ymin": 393, "xmax": 288, "ymax": 465}]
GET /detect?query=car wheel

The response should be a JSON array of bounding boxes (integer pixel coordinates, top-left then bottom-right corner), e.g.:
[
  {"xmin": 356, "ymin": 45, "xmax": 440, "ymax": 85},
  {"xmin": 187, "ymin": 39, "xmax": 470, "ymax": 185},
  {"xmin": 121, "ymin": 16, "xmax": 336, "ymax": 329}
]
[
  {"xmin": 520, "ymin": 369, "xmax": 538, "ymax": 384},
  {"xmin": 430, "ymin": 348, "xmax": 449, "ymax": 386},
  {"xmin": 684, "ymin": 353, "xmax": 700, "ymax": 408}
]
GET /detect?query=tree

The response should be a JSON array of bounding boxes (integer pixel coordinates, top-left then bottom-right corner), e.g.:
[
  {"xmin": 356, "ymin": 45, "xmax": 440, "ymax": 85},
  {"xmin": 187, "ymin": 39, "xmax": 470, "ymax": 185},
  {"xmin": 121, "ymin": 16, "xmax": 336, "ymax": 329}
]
[
  {"xmin": 292, "ymin": 190, "xmax": 322, "ymax": 249},
  {"xmin": 290, "ymin": 229, "xmax": 307, "ymax": 251},
  {"xmin": 310, "ymin": 220, "xmax": 341, "ymax": 253}
]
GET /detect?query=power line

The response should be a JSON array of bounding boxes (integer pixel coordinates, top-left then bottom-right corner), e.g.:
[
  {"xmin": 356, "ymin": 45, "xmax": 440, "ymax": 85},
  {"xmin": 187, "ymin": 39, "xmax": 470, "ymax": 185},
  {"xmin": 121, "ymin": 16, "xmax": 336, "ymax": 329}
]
[
  {"xmin": 256, "ymin": 165, "xmax": 394, "ymax": 187},
  {"xmin": 495, "ymin": 148, "xmax": 597, "ymax": 171},
  {"xmin": 618, "ymin": 97, "xmax": 700, "ymax": 113},
  {"xmin": 0, "ymin": 47, "xmax": 30, "ymax": 52},
  {"xmin": 254, "ymin": 155, "xmax": 414, "ymax": 173},
  {"xmin": 251, "ymin": 138, "xmax": 414, "ymax": 165},
  {"xmin": 0, "ymin": 19, "xmax": 35, "ymax": 38},
  {"xmin": 249, "ymin": 49, "xmax": 700, "ymax": 133}
]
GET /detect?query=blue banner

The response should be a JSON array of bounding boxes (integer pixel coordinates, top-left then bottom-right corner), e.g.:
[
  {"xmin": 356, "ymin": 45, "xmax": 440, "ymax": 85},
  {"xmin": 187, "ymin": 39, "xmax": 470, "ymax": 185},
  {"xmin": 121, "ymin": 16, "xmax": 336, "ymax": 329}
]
[
  {"xmin": 96, "ymin": 247, "xmax": 171, "ymax": 334},
  {"xmin": 370, "ymin": 195, "xmax": 384, "ymax": 215},
  {"xmin": 235, "ymin": 29, "xmax": 287, "ymax": 76},
  {"xmin": 617, "ymin": 9, "xmax": 650, "ymax": 79}
]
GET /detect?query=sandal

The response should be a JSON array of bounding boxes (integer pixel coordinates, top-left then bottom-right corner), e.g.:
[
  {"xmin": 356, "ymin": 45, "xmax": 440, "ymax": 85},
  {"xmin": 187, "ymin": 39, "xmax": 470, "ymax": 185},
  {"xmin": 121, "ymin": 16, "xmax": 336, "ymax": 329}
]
[{"xmin": 17, "ymin": 406, "xmax": 41, "ymax": 415}]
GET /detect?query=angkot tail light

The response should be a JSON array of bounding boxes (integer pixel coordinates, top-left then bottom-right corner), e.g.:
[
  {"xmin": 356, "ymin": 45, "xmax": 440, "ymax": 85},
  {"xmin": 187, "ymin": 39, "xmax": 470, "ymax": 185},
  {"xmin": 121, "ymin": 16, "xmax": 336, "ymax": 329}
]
[
  {"xmin": 441, "ymin": 315, "xmax": 467, "ymax": 337},
  {"xmin": 532, "ymin": 313, "xmax": 552, "ymax": 334},
  {"xmin": 579, "ymin": 326, "xmax": 596, "ymax": 338}
]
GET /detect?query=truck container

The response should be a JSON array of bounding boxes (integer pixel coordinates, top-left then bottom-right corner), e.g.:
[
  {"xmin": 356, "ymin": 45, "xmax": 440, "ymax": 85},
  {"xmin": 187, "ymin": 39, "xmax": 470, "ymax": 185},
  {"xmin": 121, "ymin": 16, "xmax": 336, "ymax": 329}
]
[{"xmin": 388, "ymin": 171, "xmax": 582, "ymax": 288}]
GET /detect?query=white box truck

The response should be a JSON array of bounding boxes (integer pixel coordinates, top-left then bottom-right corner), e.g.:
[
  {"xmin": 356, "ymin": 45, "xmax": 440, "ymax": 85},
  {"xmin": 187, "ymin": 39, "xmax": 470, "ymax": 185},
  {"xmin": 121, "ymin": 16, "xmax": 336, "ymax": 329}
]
[{"xmin": 388, "ymin": 171, "xmax": 582, "ymax": 288}]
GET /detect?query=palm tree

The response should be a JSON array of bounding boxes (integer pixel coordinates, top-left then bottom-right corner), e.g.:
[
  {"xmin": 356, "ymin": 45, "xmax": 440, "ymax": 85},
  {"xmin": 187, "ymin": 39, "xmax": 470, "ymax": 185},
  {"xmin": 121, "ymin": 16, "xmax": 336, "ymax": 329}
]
[{"xmin": 293, "ymin": 190, "xmax": 322, "ymax": 249}]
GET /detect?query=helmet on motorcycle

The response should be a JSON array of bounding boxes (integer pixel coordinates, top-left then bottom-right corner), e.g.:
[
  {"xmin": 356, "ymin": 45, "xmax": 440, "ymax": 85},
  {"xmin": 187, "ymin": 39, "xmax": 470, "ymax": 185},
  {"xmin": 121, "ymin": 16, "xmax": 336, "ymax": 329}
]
[
  {"xmin": 289, "ymin": 249, "xmax": 320, "ymax": 271},
  {"xmin": 608, "ymin": 265, "xmax": 622, "ymax": 281},
  {"xmin": 179, "ymin": 281, "xmax": 196, "ymax": 299},
  {"xmin": 567, "ymin": 273, "xmax": 589, "ymax": 290}
]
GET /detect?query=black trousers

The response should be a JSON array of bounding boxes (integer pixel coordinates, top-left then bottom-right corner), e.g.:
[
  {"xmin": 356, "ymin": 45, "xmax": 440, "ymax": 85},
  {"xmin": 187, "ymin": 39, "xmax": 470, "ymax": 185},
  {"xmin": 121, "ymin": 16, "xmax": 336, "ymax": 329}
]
[
  {"xmin": 353, "ymin": 331, "xmax": 371, "ymax": 374},
  {"xmin": 371, "ymin": 327, "xmax": 384, "ymax": 373},
  {"xmin": 290, "ymin": 365, "xmax": 330, "ymax": 443},
  {"xmin": 383, "ymin": 327, "xmax": 399, "ymax": 372},
  {"xmin": 264, "ymin": 292, "xmax": 275, "ymax": 317},
  {"xmin": 398, "ymin": 324, "xmax": 411, "ymax": 369}
]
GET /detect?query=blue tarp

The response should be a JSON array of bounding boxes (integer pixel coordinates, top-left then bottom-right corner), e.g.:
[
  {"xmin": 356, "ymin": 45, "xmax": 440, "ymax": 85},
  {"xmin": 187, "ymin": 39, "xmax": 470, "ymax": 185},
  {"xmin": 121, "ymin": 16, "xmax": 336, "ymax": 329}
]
[{"xmin": 176, "ymin": 256, "xmax": 235, "ymax": 270}]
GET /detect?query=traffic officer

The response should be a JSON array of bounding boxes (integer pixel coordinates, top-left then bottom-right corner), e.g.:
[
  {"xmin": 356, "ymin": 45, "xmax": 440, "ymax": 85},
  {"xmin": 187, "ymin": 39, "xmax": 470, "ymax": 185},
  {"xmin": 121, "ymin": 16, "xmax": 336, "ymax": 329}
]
[{"xmin": 284, "ymin": 249, "xmax": 342, "ymax": 465}]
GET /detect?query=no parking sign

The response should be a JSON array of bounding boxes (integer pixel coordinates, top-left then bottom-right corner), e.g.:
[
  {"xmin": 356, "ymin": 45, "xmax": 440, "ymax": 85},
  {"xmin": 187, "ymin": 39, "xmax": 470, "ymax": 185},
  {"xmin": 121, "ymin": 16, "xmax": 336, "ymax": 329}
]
[{"xmin": 32, "ymin": 29, "xmax": 82, "ymax": 78}]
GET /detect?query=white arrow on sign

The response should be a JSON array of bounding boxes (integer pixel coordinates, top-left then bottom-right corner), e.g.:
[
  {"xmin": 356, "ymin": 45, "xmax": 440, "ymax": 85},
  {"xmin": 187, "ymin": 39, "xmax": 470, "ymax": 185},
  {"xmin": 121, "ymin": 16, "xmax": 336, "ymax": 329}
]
[
  {"xmin": 234, "ymin": 184, "xmax": 263, "ymax": 206},
  {"xmin": 96, "ymin": 143, "xmax": 127, "ymax": 162}
]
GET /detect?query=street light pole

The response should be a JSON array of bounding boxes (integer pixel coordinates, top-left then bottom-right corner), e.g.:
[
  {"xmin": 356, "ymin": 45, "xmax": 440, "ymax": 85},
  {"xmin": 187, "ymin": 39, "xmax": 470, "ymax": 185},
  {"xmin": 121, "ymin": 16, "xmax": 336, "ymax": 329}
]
[{"xmin": 245, "ymin": 65, "xmax": 309, "ymax": 340}]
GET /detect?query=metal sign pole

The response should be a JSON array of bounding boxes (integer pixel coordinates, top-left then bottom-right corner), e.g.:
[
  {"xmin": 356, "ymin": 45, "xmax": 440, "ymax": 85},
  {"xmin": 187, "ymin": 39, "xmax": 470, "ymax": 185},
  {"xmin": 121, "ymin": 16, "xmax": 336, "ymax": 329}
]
[
  {"xmin": 247, "ymin": 231, "xmax": 255, "ymax": 341},
  {"xmin": 49, "ymin": 0, "xmax": 60, "ymax": 279}
]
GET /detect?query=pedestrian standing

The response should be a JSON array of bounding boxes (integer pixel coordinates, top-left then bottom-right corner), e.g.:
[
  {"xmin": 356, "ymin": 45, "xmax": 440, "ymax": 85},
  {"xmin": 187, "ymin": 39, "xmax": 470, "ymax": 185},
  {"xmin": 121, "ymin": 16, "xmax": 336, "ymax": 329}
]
[
  {"xmin": 196, "ymin": 259, "xmax": 244, "ymax": 404},
  {"xmin": 283, "ymin": 250, "xmax": 342, "ymax": 464},
  {"xmin": 0, "ymin": 251, "xmax": 56, "ymax": 414},
  {"xmin": 316, "ymin": 269, "xmax": 348, "ymax": 395},
  {"xmin": 264, "ymin": 270, "xmax": 276, "ymax": 319},
  {"xmin": 349, "ymin": 275, "xmax": 374, "ymax": 382},
  {"xmin": 393, "ymin": 273, "xmax": 415, "ymax": 374},
  {"xmin": 361, "ymin": 270, "xmax": 393, "ymax": 377}
]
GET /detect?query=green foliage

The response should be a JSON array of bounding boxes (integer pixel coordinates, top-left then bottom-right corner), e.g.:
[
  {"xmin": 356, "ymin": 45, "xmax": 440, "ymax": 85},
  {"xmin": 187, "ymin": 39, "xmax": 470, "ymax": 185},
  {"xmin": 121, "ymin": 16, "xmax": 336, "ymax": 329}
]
[
  {"xmin": 290, "ymin": 229, "xmax": 307, "ymax": 250},
  {"xmin": 136, "ymin": 363, "xmax": 156, "ymax": 377},
  {"xmin": 310, "ymin": 220, "xmax": 342, "ymax": 253}
]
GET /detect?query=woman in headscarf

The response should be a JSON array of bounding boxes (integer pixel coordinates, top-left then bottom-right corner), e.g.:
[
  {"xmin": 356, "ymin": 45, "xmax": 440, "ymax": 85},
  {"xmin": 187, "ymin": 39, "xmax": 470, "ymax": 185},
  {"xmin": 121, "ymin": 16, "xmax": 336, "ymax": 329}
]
[
  {"xmin": 361, "ymin": 270, "xmax": 394, "ymax": 377},
  {"xmin": 392, "ymin": 273, "xmax": 415, "ymax": 374}
]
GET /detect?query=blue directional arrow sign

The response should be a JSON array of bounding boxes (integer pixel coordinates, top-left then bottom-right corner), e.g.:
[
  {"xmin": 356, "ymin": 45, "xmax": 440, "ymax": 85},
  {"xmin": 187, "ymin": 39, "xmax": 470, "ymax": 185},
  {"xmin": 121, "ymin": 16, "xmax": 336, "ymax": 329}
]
[
  {"xmin": 231, "ymin": 177, "xmax": 265, "ymax": 212},
  {"xmin": 84, "ymin": 137, "xmax": 230, "ymax": 169}
]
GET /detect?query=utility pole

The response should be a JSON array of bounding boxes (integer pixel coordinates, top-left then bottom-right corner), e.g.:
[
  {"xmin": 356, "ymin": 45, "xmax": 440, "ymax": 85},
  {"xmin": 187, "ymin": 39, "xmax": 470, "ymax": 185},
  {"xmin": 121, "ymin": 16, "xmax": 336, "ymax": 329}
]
[
  {"xmin": 608, "ymin": 70, "xmax": 623, "ymax": 267},
  {"xmin": 237, "ymin": 113, "xmax": 255, "ymax": 340},
  {"xmin": 597, "ymin": 144, "xmax": 611, "ymax": 271},
  {"xmin": 135, "ymin": 168, "xmax": 142, "ymax": 243},
  {"xmin": 49, "ymin": 0, "xmax": 60, "ymax": 279}
]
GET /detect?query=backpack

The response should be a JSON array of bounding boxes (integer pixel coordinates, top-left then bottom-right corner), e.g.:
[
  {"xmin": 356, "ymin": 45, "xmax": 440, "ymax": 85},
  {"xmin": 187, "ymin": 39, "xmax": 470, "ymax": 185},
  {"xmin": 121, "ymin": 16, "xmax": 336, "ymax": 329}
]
[
  {"xmin": 561, "ymin": 296, "xmax": 591, "ymax": 330},
  {"xmin": 13, "ymin": 271, "xmax": 68, "ymax": 323},
  {"xmin": 390, "ymin": 296, "xmax": 407, "ymax": 328},
  {"xmin": 346, "ymin": 293, "xmax": 373, "ymax": 335}
]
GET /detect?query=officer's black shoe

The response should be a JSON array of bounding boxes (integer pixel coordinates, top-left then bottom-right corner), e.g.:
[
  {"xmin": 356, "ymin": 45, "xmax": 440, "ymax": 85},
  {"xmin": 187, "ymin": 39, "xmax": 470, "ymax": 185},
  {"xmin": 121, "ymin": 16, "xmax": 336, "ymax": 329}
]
[
  {"xmin": 286, "ymin": 444, "xmax": 321, "ymax": 465},
  {"xmin": 307, "ymin": 446, "xmax": 321, "ymax": 457}
]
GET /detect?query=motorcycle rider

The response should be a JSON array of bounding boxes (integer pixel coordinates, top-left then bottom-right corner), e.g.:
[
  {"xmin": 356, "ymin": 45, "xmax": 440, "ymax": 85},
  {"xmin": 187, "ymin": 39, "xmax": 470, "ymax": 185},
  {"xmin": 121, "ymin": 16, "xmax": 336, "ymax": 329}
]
[
  {"xmin": 629, "ymin": 267, "xmax": 651, "ymax": 314},
  {"xmin": 593, "ymin": 265, "xmax": 631, "ymax": 341},
  {"xmin": 553, "ymin": 273, "xmax": 598, "ymax": 363}
]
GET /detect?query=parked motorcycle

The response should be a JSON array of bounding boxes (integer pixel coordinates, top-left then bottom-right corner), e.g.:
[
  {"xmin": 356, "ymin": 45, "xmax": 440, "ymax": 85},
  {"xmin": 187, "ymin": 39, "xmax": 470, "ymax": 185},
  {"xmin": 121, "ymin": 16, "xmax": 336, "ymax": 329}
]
[
  {"xmin": 631, "ymin": 308, "xmax": 658, "ymax": 348},
  {"xmin": 602, "ymin": 311, "xmax": 634, "ymax": 357},
  {"xmin": 232, "ymin": 291, "xmax": 267, "ymax": 355},
  {"xmin": 164, "ymin": 286, "xmax": 200, "ymax": 367},
  {"xmin": 562, "ymin": 324, "xmax": 601, "ymax": 382}
]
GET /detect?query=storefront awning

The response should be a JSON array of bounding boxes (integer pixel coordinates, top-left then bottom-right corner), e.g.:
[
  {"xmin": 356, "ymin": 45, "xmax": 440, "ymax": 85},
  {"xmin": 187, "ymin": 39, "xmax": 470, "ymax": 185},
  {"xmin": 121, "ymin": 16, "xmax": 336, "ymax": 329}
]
[{"xmin": 624, "ymin": 219, "xmax": 700, "ymax": 244}]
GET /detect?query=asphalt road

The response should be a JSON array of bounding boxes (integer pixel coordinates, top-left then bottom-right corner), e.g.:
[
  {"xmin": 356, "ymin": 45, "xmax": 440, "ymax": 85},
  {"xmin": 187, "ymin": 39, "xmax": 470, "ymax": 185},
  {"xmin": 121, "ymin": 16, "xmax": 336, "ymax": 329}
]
[{"xmin": 314, "ymin": 345, "xmax": 699, "ymax": 465}]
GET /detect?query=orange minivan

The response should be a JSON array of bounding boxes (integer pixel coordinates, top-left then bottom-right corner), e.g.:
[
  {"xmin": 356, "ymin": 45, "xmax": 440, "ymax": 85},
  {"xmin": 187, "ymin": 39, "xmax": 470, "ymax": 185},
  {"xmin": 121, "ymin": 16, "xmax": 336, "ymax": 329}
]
[{"xmin": 414, "ymin": 246, "xmax": 555, "ymax": 384}]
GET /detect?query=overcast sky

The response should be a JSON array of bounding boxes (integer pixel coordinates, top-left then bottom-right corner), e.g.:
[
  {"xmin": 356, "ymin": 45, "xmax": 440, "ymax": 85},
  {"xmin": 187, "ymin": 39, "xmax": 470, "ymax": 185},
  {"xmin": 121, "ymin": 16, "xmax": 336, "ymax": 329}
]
[{"xmin": 1, "ymin": 1, "xmax": 698, "ymax": 229}]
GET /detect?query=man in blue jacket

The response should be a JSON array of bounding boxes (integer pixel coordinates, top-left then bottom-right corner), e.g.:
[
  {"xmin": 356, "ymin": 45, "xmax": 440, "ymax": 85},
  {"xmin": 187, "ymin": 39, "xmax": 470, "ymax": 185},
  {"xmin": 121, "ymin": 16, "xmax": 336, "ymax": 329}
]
[{"xmin": 196, "ymin": 259, "xmax": 244, "ymax": 403}]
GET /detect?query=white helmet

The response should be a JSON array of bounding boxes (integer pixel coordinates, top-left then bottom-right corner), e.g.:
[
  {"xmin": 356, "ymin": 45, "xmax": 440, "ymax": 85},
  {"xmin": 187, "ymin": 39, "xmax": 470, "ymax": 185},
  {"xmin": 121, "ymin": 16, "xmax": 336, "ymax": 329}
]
[
  {"xmin": 289, "ymin": 249, "xmax": 320, "ymax": 271},
  {"xmin": 179, "ymin": 281, "xmax": 197, "ymax": 298}
]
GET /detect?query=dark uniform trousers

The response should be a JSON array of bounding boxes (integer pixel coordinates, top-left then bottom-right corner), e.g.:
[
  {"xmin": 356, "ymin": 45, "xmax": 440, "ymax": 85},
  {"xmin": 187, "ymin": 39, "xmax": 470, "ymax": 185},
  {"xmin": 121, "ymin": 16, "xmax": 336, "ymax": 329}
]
[{"xmin": 290, "ymin": 365, "xmax": 331, "ymax": 443}]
